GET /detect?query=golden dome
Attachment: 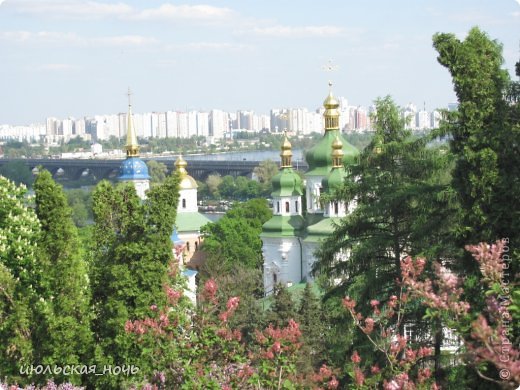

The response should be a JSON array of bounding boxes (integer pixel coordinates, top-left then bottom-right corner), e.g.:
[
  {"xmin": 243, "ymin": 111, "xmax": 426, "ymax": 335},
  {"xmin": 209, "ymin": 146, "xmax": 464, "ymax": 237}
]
[
  {"xmin": 281, "ymin": 134, "xmax": 292, "ymax": 151},
  {"xmin": 280, "ymin": 133, "xmax": 293, "ymax": 168},
  {"xmin": 175, "ymin": 155, "xmax": 198, "ymax": 190},
  {"xmin": 332, "ymin": 134, "xmax": 343, "ymax": 150},
  {"xmin": 323, "ymin": 82, "xmax": 340, "ymax": 131},
  {"xmin": 323, "ymin": 93, "xmax": 339, "ymax": 109}
]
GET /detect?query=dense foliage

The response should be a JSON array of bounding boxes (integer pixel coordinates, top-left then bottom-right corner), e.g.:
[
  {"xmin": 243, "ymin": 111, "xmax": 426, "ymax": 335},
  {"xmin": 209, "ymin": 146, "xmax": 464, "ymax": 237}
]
[
  {"xmin": 33, "ymin": 170, "xmax": 92, "ymax": 385},
  {"xmin": 89, "ymin": 171, "xmax": 180, "ymax": 388},
  {"xmin": 201, "ymin": 198, "xmax": 272, "ymax": 271}
]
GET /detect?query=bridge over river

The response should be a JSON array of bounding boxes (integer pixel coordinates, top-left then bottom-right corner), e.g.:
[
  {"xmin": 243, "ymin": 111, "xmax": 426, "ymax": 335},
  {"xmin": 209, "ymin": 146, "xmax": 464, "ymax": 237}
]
[{"xmin": 0, "ymin": 156, "xmax": 308, "ymax": 183}]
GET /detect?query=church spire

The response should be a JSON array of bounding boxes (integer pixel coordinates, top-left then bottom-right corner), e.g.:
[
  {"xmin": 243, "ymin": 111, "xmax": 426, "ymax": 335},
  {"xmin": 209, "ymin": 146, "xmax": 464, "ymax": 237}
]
[
  {"xmin": 280, "ymin": 132, "xmax": 293, "ymax": 168},
  {"xmin": 125, "ymin": 88, "xmax": 140, "ymax": 157},
  {"xmin": 323, "ymin": 81, "xmax": 340, "ymax": 131}
]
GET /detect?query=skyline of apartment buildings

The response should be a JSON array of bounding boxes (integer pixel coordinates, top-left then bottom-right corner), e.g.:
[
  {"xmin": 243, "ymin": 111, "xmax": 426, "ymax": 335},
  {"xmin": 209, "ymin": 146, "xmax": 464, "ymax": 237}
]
[{"xmin": 0, "ymin": 98, "xmax": 447, "ymax": 144}]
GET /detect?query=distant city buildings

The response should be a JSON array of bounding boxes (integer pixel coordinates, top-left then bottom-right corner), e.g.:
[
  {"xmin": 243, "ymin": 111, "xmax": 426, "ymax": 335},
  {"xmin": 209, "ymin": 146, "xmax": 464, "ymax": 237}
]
[{"xmin": 0, "ymin": 99, "xmax": 448, "ymax": 144}]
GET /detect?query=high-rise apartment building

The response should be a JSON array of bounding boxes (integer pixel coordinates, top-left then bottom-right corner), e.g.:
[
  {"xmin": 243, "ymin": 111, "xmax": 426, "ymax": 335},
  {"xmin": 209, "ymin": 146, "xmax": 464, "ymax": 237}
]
[
  {"xmin": 416, "ymin": 110, "xmax": 430, "ymax": 130},
  {"xmin": 209, "ymin": 109, "xmax": 229, "ymax": 143},
  {"xmin": 177, "ymin": 112, "xmax": 189, "ymax": 138},
  {"xmin": 196, "ymin": 112, "xmax": 209, "ymax": 137},
  {"xmin": 155, "ymin": 112, "xmax": 166, "ymax": 139},
  {"xmin": 166, "ymin": 111, "xmax": 178, "ymax": 138},
  {"xmin": 430, "ymin": 110, "xmax": 441, "ymax": 128}
]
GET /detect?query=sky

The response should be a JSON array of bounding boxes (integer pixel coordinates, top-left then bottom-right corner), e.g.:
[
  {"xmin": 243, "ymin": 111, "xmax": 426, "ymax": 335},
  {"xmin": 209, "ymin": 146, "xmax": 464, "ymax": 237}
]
[{"xmin": 0, "ymin": 0, "xmax": 519, "ymax": 125}]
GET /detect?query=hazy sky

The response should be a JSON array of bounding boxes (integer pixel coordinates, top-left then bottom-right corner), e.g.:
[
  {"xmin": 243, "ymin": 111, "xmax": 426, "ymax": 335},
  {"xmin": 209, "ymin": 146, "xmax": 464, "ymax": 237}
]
[{"xmin": 0, "ymin": 0, "xmax": 519, "ymax": 124}]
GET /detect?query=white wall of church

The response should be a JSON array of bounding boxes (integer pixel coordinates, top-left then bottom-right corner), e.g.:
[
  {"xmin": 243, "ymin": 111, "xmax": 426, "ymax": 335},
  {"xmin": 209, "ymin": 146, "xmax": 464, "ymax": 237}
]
[
  {"xmin": 126, "ymin": 179, "xmax": 149, "ymax": 200},
  {"xmin": 302, "ymin": 241, "xmax": 321, "ymax": 281},
  {"xmin": 261, "ymin": 236, "xmax": 302, "ymax": 294},
  {"xmin": 324, "ymin": 200, "xmax": 347, "ymax": 218},
  {"xmin": 272, "ymin": 195, "xmax": 302, "ymax": 216},
  {"xmin": 306, "ymin": 176, "xmax": 325, "ymax": 214},
  {"xmin": 178, "ymin": 188, "xmax": 198, "ymax": 213}
]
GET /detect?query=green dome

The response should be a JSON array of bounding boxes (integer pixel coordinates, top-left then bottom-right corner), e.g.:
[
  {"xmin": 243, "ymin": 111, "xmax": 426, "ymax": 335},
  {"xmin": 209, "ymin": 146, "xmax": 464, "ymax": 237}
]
[
  {"xmin": 271, "ymin": 168, "xmax": 303, "ymax": 197},
  {"xmin": 322, "ymin": 166, "xmax": 345, "ymax": 193},
  {"xmin": 305, "ymin": 130, "xmax": 359, "ymax": 176}
]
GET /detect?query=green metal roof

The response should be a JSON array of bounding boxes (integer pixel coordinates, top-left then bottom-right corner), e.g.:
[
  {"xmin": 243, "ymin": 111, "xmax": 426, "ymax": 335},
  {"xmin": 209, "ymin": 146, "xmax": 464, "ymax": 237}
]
[
  {"xmin": 175, "ymin": 212, "xmax": 212, "ymax": 233},
  {"xmin": 303, "ymin": 214, "xmax": 341, "ymax": 242},
  {"xmin": 261, "ymin": 215, "xmax": 305, "ymax": 237},
  {"xmin": 271, "ymin": 167, "xmax": 303, "ymax": 197},
  {"xmin": 305, "ymin": 130, "xmax": 359, "ymax": 176}
]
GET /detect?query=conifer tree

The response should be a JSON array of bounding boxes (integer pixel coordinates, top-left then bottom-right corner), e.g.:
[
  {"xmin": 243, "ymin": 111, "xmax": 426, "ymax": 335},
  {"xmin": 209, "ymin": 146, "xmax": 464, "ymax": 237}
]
[
  {"xmin": 314, "ymin": 97, "xmax": 454, "ymax": 376},
  {"xmin": 314, "ymin": 96, "xmax": 453, "ymax": 307},
  {"xmin": 297, "ymin": 283, "xmax": 326, "ymax": 370},
  {"xmin": 432, "ymin": 27, "xmax": 520, "ymax": 273},
  {"xmin": 267, "ymin": 284, "xmax": 297, "ymax": 328},
  {"xmin": 32, "ymin": 169, "xmax": 92, "ymax": 385}
]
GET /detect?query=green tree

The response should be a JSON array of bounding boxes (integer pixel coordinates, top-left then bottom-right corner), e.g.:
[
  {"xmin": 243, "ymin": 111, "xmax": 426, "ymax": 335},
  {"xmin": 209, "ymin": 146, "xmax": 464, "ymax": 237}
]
[
  {"xmin": 253, "ymin": 159, "xmax": 278, "ymax": 195},
  {"xmin": 206, "ymin": 174, "xmax": 223, "ymax": 198},
  {"xmin": 267, "ymin": 284, "xmax": 296, "ymax": 328},
  {"xmin": 146, "ymin": 160, "xmax": 168, "ymax": 185},
  {"xmin": 315, "ymin": 96, "xmax": 453, "ymax": 302},
  {"xmin": 0, "ymin": 176, "xmax": 40, "ymax": 384},
  {"xmin": 89, "ymin": 172, "xmax": 180, "ymax": 388},
  {"xmin": 200, "ymin": 262, "xmax": 265, "ymax": 342},
  {"xmin": 314, "ymin": 97, "xmax": 454, "ymax": 376},
  {"xmin": 432, "ymin": 27, "xmax": 520, "ymax": 267},
  {"xmin": 297, "ymin": 283, "xmax": 326, "ymax": 370},
  {"xmin": 433, "ymin": 28, "xmax": 520, "ymax": 375},
  {"xmin": 218, "ymin": 175, "xmax": 237, "ymax": 198},
  {"xmin": 201, "ymin": 199, "xmax": 272, "ymax": 270},
  {"xmin": 66, "ymin": 188, "xmax": 92, "ymax": 227},
  {"xmin": 0, "ymin": 160, "xmax": 34, "ymax": 187},
  {"xmin": 32, "ymin": 170, "xmax": 92, "ymax": 385}
]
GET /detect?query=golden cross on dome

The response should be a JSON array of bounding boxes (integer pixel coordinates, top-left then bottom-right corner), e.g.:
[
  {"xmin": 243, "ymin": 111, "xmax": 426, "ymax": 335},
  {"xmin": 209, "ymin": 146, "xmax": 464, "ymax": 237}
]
[
  {"xmin": 322, "ymin": 58, "xmax": 338, "ymax": 72},
  {"xmin": 127, "ymin": 87, "xmax": 133, "ymax": 107},
  {"xmin": 322, "ymin": 59, "xmax": 339, "ymax": 88}
]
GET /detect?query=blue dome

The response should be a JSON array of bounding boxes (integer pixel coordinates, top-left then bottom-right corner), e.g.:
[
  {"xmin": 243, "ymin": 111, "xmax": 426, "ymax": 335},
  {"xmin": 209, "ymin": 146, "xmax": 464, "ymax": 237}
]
[
  {"xmin": 118, "ymin": 157, "xmax": 150, "ymax": 180},
  {"xmin": 170, "ymin": 228, "xmax": 184, "ymax": 245}
]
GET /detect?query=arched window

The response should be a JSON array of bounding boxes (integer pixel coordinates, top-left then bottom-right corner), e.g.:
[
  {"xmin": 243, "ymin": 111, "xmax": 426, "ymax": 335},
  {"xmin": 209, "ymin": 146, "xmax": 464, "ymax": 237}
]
[
  {"xmin": 334, "ymin": 201, "xmax": 339, "ymax": 215},
  {"xmin": 195, "ymin": 241, "xmax": 198, "ymax": 250},
  {"xmin": 295, "ymin": 200, "xmax": 299, "ymax": 213},
  {"xmin": 186, "ymin": 242, "xmax": 190, "ymax": 252},
  {"xmin": 182, "ymin": 198, "xmax": 186, "ymax": 208},
  {"xmin": 277, "ymin": 202, "xmax": 280, "ymax": 213},
  {"xmin": 273, "ymin": 273, "xmax": 278, "ymax": 285},
  {"xmin": 285, "ymin": 201, "xmax": 289, "ymax": 213}
]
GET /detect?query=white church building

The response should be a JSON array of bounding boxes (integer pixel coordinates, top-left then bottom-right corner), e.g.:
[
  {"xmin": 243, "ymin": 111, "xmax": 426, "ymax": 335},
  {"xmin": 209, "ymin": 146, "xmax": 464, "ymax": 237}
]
[{"xmin": 261, "ymin": 85, "xmax": 359, "ymax": 294}]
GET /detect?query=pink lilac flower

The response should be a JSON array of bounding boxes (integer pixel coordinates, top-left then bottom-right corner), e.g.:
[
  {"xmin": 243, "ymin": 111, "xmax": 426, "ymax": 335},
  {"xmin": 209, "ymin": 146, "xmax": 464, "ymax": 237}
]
[
  {"xmin": 363, "ymin": 317, "xmax": 375, "ymax": 334},
  {"xmin": 342, "ymin": 296, "xmax": 356, "ymax": 310},
  {"xmin": 354, "ymin": 367, "xmax": 365, "ymax": 386},
  {"xmin": 327, "ymin": 376, "xmax": 339, "ymax": 389},
  {"xmin": 351, "ymin": 350, "xmax": 361, "ymax": 364}
]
